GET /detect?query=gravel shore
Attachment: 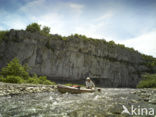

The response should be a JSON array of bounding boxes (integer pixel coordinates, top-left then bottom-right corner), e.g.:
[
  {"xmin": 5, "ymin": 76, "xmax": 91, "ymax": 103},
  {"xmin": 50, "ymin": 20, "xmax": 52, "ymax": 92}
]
[{"xmin": 0, "ymin": 82, "xmax": 56, "ymax": 96}]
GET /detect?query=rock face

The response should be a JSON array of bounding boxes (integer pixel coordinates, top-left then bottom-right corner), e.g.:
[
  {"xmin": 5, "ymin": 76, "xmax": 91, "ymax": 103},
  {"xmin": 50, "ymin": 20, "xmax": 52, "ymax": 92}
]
[{"xmin": 0, "ymin": 30, "xmax": 149, "ymax": 87}]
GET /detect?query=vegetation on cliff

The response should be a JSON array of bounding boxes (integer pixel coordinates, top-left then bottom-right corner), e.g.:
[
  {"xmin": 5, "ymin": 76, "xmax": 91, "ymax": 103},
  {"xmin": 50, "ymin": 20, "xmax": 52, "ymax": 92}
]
[
  {"xmin": 0, "ymin": 58, "xmax": 56, "ymax": 85},
  {"xmin": 137, "ymin": 55, "xmax": 156, "ymax": 88},
  {"xmin": 26, "ymin": 23, "xmax": 50, "ymax": 36},
  {"xmin": 142, "ymin": 54, "xmax": 156, "ymax": 73},
  {"xmin": 137, "ymin": 73, "xmax": 156, "ymax": 88},
  {"xmin": 0, "ymin": 30, "xmax": 9, "ymax": 43}
]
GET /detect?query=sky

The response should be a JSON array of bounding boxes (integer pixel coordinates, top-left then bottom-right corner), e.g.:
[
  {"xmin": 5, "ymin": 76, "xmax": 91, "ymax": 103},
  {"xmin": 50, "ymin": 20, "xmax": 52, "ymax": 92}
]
[{"xmin": 0, "ymin": 0, "xmax": 156, "ymax": 57}]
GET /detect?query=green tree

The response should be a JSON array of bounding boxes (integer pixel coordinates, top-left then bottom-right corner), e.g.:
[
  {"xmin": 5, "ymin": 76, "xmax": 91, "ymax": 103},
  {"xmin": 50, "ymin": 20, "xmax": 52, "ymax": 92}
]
[
  {"xmin": 0, "ymin": 58, "xmax": 29, "ymax": 79},
  {"xmin": 26, "ymin": 23, "xmax": 41, "ymax": 33},
  {"xmin": 109, "ymin": 40, "xmax": 115, "ymax": 45},
  {"xmin": 41, "ymin": 26, "xmax": 50, "ymax": 35}
]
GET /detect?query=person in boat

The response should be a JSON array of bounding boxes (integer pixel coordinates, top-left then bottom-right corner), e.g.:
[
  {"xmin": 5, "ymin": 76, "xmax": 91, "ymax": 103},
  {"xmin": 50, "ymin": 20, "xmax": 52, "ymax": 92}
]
[{"xmin": 86, "ymin": 77, "xmax": 95, "ymax": 89}]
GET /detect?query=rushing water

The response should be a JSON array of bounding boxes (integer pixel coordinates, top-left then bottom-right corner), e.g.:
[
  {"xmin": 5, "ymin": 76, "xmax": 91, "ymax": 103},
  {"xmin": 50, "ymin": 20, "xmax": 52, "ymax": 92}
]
[{"xmin": 0, "ymin": 88, "xmax": 156, "ymax": 117}]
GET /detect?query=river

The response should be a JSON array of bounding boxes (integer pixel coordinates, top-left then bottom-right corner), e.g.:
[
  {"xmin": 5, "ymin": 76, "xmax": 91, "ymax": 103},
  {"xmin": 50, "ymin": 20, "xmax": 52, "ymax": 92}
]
[{"xmin": 0, "ymin": 88, "xmax": 156, "ymax": 117}]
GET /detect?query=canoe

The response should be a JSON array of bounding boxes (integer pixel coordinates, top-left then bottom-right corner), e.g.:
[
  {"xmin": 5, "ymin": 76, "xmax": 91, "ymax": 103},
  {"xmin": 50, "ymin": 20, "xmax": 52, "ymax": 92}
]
[{"xmin": 57, "ymin": 84, "xmax": 95, "ymax": 94}]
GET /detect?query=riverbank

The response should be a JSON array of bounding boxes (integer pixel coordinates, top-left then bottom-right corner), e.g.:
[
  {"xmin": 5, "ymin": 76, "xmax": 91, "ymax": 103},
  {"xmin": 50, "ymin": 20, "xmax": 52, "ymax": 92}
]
[{"xmin": 0, "ymin": 82, "xmax": 56, "ymax": 96}]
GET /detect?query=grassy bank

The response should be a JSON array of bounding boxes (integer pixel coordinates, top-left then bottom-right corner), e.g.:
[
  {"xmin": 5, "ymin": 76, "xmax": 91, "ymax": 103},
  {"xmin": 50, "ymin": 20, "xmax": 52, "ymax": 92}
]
[{"xmin": 137, "ymin": 73, "xmax": 156, "ymax": 88}]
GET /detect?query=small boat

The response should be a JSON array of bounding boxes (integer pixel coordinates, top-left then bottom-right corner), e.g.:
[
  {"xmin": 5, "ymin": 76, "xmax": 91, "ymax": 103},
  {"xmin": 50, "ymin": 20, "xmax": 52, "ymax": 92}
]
[{"xmin": 57, "ymin": 84, "xmax": 95, "ymax": 94}]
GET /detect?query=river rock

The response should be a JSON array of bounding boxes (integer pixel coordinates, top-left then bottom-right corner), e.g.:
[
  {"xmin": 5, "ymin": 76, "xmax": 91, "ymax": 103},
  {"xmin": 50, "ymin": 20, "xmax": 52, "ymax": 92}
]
[
  {"xmin": 149, "ymin": 94, "xmax": 156, "ymax": 104},
  {"xmin": 0, "ymin": 82, "xmax": 55, "ymax": 96}
]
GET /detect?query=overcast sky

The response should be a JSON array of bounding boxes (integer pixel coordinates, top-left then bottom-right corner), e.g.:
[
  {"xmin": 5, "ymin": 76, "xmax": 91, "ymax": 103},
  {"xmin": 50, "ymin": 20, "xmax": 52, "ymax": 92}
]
[{"xmin": 0, "ymin": 0, "xmax": 156, "ymax": 57}]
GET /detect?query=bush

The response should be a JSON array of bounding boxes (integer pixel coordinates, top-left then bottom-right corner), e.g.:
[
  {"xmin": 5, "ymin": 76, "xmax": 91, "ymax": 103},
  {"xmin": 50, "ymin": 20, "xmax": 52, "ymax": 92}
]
[
  {"xmin": 118, "ymin": 44, "xmax": 125, "ymax": 48},
  {"xmin": 26, "ymin": 74, "xmax": 56, "ymax": 85},
  {"xmin": 0, "ymin": 75, "xmax": 5, "ymax": 82},
  {"xmin": 0, "ymin": 58, "xmax": 29, "ymax": 79},
  {"xmin": 43, "ymin": 80, "xmax": 56, "ymax": 85},
  {"xmin": 142, "ymin": 54, "xmax": 156, "ymax": 73},
  {"xmin": 41, "ymin": 26, "xmax": 50, "ymax": 35},
  {"xmin": 26, "ymin": 77, "xmax": 39, "ymax": 84},
  {"xmin": 0, "ymin": 31, "xmax": 8, "ymax": 43},
  {"xmin": 109, "ymin": 40, "xmax": 115, "ymax": 45},
  {"xmin": 26, "ymin": 23, "xmax": 41, "ymax": 33},
  {"xmin": 3, "ymin": 75, "xmax": 24, "ymax": 84},
  {"xmin": 38, "ymin": 76, "xmax": 47, "ymax": 82},
  {"xmin": 137, "ymin": 80, "xmax": 156, "ymax": 88},
  {"xmin": 37, "ymin": 75, "xmax": 56, "ymax": 85},
  {"xmin": 137, "ymin": 74, "xmax": 156, "ymax": 88}
]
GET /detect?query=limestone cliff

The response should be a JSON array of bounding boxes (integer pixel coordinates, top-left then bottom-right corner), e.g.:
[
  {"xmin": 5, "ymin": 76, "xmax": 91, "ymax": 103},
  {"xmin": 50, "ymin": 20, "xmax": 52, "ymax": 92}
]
[{"xmin": 0, "ymin": 30, "xmax": 150, "ymax": 87}]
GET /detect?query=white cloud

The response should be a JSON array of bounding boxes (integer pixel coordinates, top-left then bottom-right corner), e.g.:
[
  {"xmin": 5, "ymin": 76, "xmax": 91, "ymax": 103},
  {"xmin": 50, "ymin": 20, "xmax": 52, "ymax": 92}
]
[
  {"xmin": 9, "ymin": 19, "xmax": 27, "ymax": 29},
  {"xmin": 20, "ymin": 0, "xmax": 84, "ymax": 17},
  {"xmin": 0, "ymin": 26, "xmax": 4, "ymax": 30},
  {"xmin": 95, "ymin": 11, "xmax": 113, "ymax": 22},
  {"xmin": 68, "ymin": 3, "xmax": 84, "ymax": 10},
  {"xmin": 74, "ymin": 22, "xmax": 106, "ymax": 39},
  {"xmin": 20, "ymin": 0, "xmax": 47, "ymax": 15},
  {"xmin": 65, "ymin": 2, "xmax": 84, "ymax": 17},
  {"xmin": 118, "ymin": 30, "xmax": 156, "ymax": 57},
  {"xmin": 72, "ymin": 11, "xmax": 114, "ymax": 39},
  {"xmin": 0, "ymin": 9, "xmax": 27, "ymax": 30}
]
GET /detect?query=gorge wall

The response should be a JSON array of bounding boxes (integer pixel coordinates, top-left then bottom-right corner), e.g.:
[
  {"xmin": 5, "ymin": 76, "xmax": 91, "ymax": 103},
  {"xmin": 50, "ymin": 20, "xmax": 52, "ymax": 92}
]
[{"xmin": 0, "ymin": 30, "xmax": 149, "ymax": 87}]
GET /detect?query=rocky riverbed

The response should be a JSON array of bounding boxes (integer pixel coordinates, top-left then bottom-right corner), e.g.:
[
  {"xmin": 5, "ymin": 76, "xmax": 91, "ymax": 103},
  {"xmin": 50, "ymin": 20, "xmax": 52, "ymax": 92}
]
[
  {"xmin": 0, "ymin": 82, "xmax": 156, "ymax": 117},
  {"xmin": 0, "ymin": 82, "xmax": 56, "ymax": 96}
]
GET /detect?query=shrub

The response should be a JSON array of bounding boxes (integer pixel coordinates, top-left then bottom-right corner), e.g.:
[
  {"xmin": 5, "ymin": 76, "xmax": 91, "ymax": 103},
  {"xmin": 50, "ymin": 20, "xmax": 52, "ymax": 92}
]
[
  {"xmin": 137, "ymin": 74, "xmax": 156, "ymax": 88},
  {"xmin": 0, "ymin": 31, "xmax": 8, "ymax": 43},
  {"xmin": 43, "ymin": 80, "xmax": 56, "ymax": 85},
  {"xmin": 23, "ymin": 64, "xmax": 31, "ymax": 72},
  {"xmin": 0, "ymin": 75, "xmax": 5, "ymax": 82},
  {"xmin": 118, "ymin": 44, "xmax": 125, "ymax": 48},
  {"xmin": 41, "ymin": 26, "xmax": 50, "ymax": 35},
  {"xmin": 26, "ymin": 77, "xmax": 39, "ymax": 84},
  {"xmin": 142, "ymin": 54, "xmax": 156, "ymax": 73},
  {"xmin": 0, "ymin": 58, "xmax": 29, "ymax": 79},
  {"xmin": 26, "ymin": 74, "xmax": 56, "ymax": 85},
  {"xmin": 26, "ymin": 23, "xmax": 41, "ymax": 33},
  {"xmin": 26, "ymin": 74, "xmax": 39, "ymax": 84},
  {"xmin": 38, "ymin": 76, "xmax": 47, "ymax": 84},
  {"xmin": 3, "ymin": 75, "xmax": 24, "ymax": 84},
  {"xmin": 108, "ymin": 40, "xmax": 115, "ymax": 45},
  {"xmin": 137, "ymin": 79, "xmax": 156, "ymax": 88},
  {"xmin": 37, "ymin": 76, "xmax": 56, "ymax": 85},
  {"xmin": 39, "ymin": 76, "xmax": 47, "ymax": 81}
]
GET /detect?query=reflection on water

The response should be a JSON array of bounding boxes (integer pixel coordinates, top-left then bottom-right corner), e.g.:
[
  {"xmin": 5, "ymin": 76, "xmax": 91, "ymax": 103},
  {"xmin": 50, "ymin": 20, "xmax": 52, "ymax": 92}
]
[{"xmin": 0, "ymin": 89, "xmax": 155, "ymax": 117}]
